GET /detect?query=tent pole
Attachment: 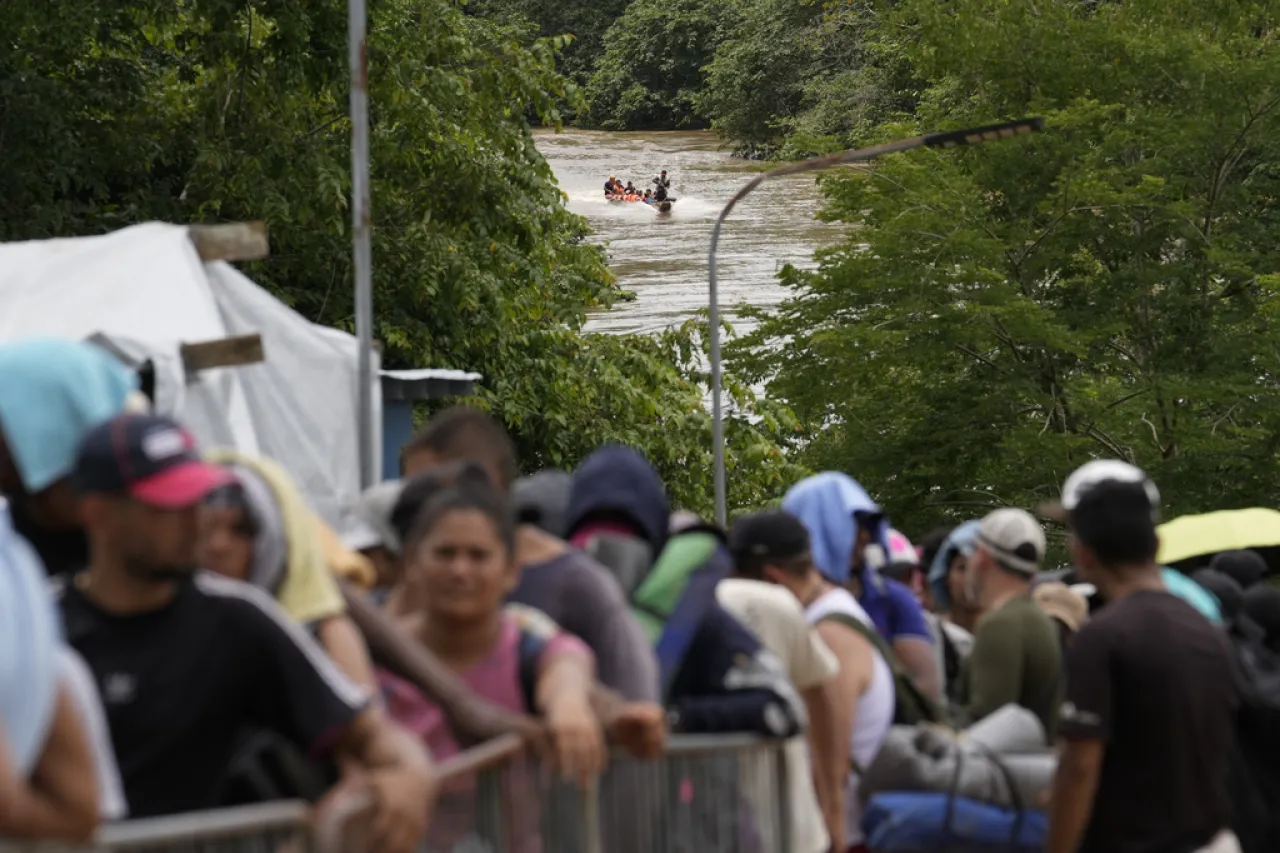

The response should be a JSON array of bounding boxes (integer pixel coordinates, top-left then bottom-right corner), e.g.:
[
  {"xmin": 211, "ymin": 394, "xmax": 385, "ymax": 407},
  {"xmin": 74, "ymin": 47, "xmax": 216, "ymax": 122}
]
[{"xmin": 350, "ymin": 0, "xmax": 375, "ymax": 488}]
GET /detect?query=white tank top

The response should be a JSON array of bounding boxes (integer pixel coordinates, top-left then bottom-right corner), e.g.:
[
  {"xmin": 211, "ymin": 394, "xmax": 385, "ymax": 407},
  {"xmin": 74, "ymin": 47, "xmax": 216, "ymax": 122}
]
[{"xmin": 806, "ymin": 587, "xmax": 895, "ymax": 844}]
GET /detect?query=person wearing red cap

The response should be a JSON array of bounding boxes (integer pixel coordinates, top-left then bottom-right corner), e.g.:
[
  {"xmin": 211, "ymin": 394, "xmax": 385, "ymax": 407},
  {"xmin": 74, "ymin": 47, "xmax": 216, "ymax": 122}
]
[{"xmin": 58, "ymin": 414, "xmax": 436, "ymax": 851}]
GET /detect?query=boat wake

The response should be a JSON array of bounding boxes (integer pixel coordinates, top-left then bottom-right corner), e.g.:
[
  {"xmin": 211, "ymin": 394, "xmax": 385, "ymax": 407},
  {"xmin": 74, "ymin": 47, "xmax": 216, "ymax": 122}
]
[{"xmin": 565, "ymin": 193, "xmax": 717, "ymax": 220}]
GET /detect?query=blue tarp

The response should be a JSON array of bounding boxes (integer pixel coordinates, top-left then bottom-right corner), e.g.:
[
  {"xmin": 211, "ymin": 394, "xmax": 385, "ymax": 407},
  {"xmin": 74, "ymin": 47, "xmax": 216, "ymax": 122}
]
[{"xmin": 864, "ymin": 791, "xmax": 1047, "ymax": 853}]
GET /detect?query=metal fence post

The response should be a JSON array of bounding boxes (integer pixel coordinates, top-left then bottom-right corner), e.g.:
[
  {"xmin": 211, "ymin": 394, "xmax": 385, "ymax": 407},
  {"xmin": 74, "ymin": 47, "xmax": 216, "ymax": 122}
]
[{"xmin": 580, "ymin": 775, "xmax": 604, "ymax": 853}]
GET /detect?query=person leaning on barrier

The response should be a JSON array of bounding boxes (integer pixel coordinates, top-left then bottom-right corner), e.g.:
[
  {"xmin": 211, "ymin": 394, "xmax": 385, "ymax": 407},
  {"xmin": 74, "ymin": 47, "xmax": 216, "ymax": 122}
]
[
  {"xmin": 57, "ymin": 414, "xmax": 437, "ymax": 853},
  {"xmin": 196, "ymin": 450, "xmax": 379, "ymax": 691},
  {"xmin": 383, "ymin": 479, "xmax": 606, "ymax": 786},
  {"xmin": 400, "ymin": 408, "xmax": 662, "ymax": 705},
  {"xmin": 385, "ymin": 462, "xmax": 667, "ymax": 761}
]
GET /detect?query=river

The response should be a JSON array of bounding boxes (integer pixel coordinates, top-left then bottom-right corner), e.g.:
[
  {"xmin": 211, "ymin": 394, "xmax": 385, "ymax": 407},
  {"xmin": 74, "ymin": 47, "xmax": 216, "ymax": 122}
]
[{"xmin": 534, "ymin": 129, "xmax": 845, "ymax": 335}]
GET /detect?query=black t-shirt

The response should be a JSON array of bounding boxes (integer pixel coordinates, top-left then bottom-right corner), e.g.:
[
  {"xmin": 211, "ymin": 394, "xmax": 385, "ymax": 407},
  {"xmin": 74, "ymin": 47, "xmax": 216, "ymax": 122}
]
[
  {"xmin": 11, "ymin": 502, "xmax": 87, "ymax": 578},
  {"xmin": 59, "ymin": 571, "xmax": 369, "ymax": 818},
  {"xmin": 1060, "ymin": 589, "xmax": 1237, "ymax": 853}
]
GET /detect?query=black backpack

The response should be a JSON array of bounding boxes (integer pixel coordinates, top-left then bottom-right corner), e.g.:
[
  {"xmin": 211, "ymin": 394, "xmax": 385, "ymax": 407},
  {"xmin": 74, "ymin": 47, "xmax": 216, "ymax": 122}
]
[{"xmin": 1224, "ymin": 626, "xmax": 1280, "ymax": 852}]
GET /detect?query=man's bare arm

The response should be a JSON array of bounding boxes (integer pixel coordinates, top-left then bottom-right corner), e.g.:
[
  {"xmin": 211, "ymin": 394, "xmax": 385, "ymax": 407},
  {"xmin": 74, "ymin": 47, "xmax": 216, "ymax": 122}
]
[
  {"xmin": 337, "ymin": 707, "xmax": 438, "ymax": 853},
  {"xmin": 800, "ymin": 682, "xmax": 843, "ymax": 852},
  {"xmin": 893, "ymin": 636, "xmax": 942, "ymax": 704},
  {"xmin": 0, "ymin": 684, "xmax": 100, "ymax": 842},
  {"xmin": 815, "ymin": 621, "xmax": 875, "ymax": 853},
  {"xmin": 1047, "ymin": 738, "xmax": 1104, "ymax": 853}
]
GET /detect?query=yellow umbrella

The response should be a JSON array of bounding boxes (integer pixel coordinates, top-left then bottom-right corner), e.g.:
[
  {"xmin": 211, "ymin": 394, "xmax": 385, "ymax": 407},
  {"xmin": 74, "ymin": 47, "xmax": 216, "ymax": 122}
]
[{"xmin": 1157, "ymin": 508, "xmax": 1280, "ymax": 565}]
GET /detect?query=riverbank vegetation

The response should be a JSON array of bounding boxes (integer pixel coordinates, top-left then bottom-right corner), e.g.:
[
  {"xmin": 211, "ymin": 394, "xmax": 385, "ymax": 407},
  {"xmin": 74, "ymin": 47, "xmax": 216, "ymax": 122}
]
[
  {"xmin": 729, "ymin": 0, "xmax": 1280, "ymax": 533},
  {"xmin": 1, "ymin": 0, "xmax": 802, "ymax": 514}
]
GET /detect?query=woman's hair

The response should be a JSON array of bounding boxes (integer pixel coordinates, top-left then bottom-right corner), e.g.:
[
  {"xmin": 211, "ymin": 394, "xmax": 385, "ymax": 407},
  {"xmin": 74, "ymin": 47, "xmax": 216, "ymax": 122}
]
[
  {"xmin": 391, "ymin": 461, "xmax": 492, "ymax": 544},
  {"xmin": 203, "ymin": 482, "xmax": 261, "ymax": 538},
  {"xmin": 404, "ymin": 480, "xmax": 517, "ymax": 557},
  {"xmin": 918, "ymin": 525, "xmax": 955, "ymax": 572}
]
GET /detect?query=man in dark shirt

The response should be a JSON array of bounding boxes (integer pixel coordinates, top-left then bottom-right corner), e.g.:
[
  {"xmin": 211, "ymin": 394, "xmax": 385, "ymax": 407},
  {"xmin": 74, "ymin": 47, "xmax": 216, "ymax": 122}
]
[
  {"xmin": 60, "ymin": 413, "xmax": 435, "ymax": 852},
  {"xmin": 1044, "ymin": 461, "xmax": 1238, "ymax": 853}
]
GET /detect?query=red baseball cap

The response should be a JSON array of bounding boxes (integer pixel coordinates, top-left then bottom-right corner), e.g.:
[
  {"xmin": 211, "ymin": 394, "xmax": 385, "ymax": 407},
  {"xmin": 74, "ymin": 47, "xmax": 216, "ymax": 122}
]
[{"xmin": 74, "ymin": 414, "xmax": 233, "ymax": 508}]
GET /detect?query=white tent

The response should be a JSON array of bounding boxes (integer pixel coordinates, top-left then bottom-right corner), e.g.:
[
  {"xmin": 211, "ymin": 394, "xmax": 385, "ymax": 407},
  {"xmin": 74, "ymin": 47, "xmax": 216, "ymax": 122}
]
[{"xmin": 0, "ymin": 222, "xmax": 378, "ymax": 536}]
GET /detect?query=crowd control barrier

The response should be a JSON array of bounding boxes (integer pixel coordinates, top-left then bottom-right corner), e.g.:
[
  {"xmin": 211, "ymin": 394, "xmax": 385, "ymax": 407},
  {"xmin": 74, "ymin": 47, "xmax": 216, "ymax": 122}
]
[
  {"xmin": 0, "ymin": 800, "xmax": 315, "ymax": 853},
  {"xmin": 323, "ymin": 732, "xmax": 793, "ymax": 853},
  {"xmin": 2, "ymin": 734, "xmax": 793, "ymax": 853}
]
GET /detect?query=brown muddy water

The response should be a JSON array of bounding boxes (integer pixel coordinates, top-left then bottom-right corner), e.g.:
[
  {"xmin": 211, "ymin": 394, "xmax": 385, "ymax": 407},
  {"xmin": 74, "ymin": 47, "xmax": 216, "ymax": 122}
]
[{"xmin": 534, "ymin": 128, "xmax": 846, "ymax": 335}]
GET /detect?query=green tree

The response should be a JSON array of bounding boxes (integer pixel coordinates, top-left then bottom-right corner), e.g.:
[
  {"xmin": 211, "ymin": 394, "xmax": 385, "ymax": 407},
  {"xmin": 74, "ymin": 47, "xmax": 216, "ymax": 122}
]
[
  {"xmin": 583, "ymin": 0, "xmax": 740, "ymax": 130},
  {"xmin": 699, "ymin": 0, "xmax": 918, "ymax": 158},
  {"xmin": 1, "ymin": 0, "xmax": 796, "ymax": 516},
  {"xmin": 731, "ymin": 0, "xmax": 1280, "ymax": 535},
  {"xmin": 468, "ymin": 0, "xmax": 631, "ymax": 87}
]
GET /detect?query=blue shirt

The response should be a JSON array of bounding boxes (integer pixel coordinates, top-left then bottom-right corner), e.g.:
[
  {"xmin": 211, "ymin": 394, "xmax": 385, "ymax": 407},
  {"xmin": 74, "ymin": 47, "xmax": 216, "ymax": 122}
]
[
  {"xmin": 860, "ymin": 571, "xmax": 933, "ymax": 643},
  {"xmin": 1161, "ymin": 568, "xmax": 1223, "ymax": 625},
  {"xmin": 0, "ymin": 502, "xmax": 60, "ymax": 775}
]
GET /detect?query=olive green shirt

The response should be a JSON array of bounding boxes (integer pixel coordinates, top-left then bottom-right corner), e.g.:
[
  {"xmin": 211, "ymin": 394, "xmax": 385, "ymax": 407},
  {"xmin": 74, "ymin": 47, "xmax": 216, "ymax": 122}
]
[{"xmin": 959, "ymin": 595, "xmax": 1063, "ymax": 740}]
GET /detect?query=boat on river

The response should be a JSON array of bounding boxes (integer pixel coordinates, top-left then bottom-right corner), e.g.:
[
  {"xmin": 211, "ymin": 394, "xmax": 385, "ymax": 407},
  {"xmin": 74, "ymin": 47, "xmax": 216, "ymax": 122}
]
[{"xmin": 607, "ymin": 195, "xmax": 676, "ymax": 213}]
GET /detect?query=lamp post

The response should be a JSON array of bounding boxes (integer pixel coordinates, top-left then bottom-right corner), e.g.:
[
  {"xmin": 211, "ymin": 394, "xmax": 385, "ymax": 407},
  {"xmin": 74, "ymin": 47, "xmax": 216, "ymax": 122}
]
[
  {"xmin": 350, "ymin": 0, "xmax": 375, "ymax": 488},
  {"xmin": 706, "ymin": 118, "xmax": 1045, "ymax": 526}
]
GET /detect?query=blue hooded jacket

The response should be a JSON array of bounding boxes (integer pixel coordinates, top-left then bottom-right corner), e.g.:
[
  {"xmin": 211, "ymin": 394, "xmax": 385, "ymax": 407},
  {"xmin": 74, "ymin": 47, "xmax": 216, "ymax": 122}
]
[
  {"xmin": 567, "ymin": 445, "xmax": 803, "ymax": 737},
  {"xmin": 784, "ymin": 472, "xmax": 932, "ymax": 644},
  {"xmin": 926, "ymin": 520, "xmax": 980, "ymax": 612}
]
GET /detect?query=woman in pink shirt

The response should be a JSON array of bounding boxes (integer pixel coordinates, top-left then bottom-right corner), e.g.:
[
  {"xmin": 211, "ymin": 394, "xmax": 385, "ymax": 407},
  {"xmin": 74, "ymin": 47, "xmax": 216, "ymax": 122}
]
[{"xmin": 377, "ymin": 480, "xmax": 605, "ymax": 850}]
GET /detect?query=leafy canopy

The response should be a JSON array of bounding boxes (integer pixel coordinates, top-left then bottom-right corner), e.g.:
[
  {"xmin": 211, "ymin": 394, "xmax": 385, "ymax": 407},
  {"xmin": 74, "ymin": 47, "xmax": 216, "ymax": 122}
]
[
  {"xmin": 731, "ymin": 0, "xmax": 1280, "ymax": 536},
  {"xmin": 582, "ymin": 0, "xmax": 740, "ymax": 130},
  {"xmin": 1, "ymin": 0, "xmax": 799, "ymax": 515},
  {"xmin": 699, "ymin": 0, "xmax": 917, "ymax": 158}
]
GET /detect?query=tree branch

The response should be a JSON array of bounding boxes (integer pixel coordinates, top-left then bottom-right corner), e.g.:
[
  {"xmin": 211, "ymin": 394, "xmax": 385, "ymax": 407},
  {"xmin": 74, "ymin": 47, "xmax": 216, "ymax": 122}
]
[
  {"xmin": 1104, "ymin": 387, "xmax": 1150, "ymax": 410},
  {"xmin": 956, "ymin": 344, "xmax": 1003, "ymax": 372}
]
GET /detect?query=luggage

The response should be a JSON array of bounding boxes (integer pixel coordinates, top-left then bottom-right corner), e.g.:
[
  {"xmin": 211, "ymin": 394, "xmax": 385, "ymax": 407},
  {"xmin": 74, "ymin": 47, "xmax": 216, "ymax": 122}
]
[{"xmin": 863, "ymin": 791, "xmax": 1046, "ymax": 853}]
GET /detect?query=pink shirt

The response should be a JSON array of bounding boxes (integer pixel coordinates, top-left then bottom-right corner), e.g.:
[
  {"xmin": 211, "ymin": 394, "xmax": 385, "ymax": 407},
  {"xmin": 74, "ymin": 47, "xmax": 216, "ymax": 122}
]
[{"xmin": 378, "ymin": 611, "xmax": 591, "ymax": 852}]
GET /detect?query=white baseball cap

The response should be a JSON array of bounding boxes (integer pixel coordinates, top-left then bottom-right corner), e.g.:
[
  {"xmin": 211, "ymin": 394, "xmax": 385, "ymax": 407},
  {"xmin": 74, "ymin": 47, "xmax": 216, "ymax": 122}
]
[{"xmin": 1044, "ymin": 459, "xmax": 1161, "ymax": 523}]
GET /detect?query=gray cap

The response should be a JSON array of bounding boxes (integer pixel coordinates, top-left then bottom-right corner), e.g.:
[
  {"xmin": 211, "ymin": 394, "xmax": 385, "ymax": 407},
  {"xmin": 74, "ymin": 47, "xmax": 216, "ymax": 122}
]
[
  {"xmin": 348, "ymin": 479, "xmax": 406, "ymax": 555},
  {"xmin": 976, "ymin": 507, "xmax": 1046, "ymax": 574},
  {"xmin": 513, "ymin": 469, "xmax": 572, "ymax": 538}
]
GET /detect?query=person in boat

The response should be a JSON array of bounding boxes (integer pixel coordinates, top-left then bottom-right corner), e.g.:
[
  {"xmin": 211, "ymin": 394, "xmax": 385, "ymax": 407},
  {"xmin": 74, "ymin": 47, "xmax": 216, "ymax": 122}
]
[
  {"xmin": 603, "ymin": 176, "xmax": 619, "ymax": 198},
  {"xmin": 623, "ymin": 181, "xmax": 637, "ymax": 197},
  {"xmin": 642, "ymin": 189, "xmax": 653, "ymax": 204},
  {"xmin": 652, "ymin": 170, "xmax": 671, "ymax": 201}
]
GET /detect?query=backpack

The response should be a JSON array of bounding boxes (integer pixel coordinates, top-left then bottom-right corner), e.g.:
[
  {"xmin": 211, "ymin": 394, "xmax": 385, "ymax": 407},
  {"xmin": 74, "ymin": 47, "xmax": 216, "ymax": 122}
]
[
  {"xmin": 1224, "ymin": 627, "xmax": 1280, "ymax": 852},
  {"xmin": 818, "ymin": 611, "xmax": 944, "ymax": 727},
  {"xmin": 585, "ymin": 530, "xmax": 733, "ymax": 698}
]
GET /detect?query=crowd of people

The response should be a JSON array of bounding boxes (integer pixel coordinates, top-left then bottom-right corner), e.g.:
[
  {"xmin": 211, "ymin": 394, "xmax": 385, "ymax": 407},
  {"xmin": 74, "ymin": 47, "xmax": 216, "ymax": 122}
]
[
  {"xmin": 603, "ymin": 170, "xmax": 673, "ymax": 203},
  {"xmin": 1, "ymin": 335, "xmax": 1278, "ymax": 853}
]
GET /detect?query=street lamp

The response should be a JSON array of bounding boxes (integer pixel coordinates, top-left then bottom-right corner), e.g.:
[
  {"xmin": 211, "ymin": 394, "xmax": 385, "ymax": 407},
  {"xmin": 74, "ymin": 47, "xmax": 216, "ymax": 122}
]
[{"xmin": 706, "ymin": 117, "xmax": 1046, "ymax": 526}]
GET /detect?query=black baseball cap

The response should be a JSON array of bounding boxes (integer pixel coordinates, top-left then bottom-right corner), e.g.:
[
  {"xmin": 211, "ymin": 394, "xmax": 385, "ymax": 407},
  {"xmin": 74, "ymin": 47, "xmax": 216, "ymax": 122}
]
[
  {"xmin": 74, "ymin": 414, "xmax": 232, "ymax": 508},
  {"xmin": 729, "ymin": 510, "xmax": 811, "ymax": 562}
]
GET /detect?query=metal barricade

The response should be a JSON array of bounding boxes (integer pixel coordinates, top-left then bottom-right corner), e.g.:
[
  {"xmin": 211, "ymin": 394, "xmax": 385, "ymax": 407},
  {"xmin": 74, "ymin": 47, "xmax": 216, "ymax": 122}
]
[
  {"xmin": 0, "ymin": 735, "xmax": 793, "ymax": 853},
  {"xmin": 375, "ymin": 733, "xmax": 790, "ymax": 853},
  {"xmin": 0, "ymin": 801, "xmax": 315, "ymax": 853},
  {"xmin": 590, "ymin": 734, "xmax": 791, "ymax": 853}
]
